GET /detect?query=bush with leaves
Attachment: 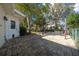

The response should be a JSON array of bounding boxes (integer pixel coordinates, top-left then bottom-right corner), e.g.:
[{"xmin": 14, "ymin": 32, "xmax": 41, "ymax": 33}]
[
  {"xmin": 20, "ymin": 18, "xmax": 28, "ymax": 36},
  {"xmin": 67, "ymin": 13, "xmax": 79, "ymax": 28},
  {"xmin": 20, "ymin": 26, "xmax": 26, "ymax": 36}
]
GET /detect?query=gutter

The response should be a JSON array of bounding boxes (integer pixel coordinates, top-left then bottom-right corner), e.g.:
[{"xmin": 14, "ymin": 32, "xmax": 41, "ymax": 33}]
[{"xmin": 14, "ymin": 9, "xmax": 26, "ymax": 17}]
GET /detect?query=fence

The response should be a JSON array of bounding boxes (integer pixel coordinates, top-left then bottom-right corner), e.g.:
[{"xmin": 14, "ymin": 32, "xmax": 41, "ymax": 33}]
[{"xmin": 71, "ymin": 28, "xmax": 79, "ymax": 41}]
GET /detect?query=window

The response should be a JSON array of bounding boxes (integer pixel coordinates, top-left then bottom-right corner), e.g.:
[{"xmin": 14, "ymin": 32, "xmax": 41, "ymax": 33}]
[{"xmin": 11, "ymin": 21, "xmax": 16, "ymax": 29}]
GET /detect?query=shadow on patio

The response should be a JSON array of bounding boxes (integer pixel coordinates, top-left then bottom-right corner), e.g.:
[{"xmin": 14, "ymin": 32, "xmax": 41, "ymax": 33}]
[{"xmin": 0, "ymin": 33, "xmax": 79, "ymax": 56}]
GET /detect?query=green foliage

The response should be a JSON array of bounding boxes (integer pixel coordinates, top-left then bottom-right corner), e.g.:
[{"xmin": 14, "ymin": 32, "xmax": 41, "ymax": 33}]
[
  {"xmin": 34, "ymin": 17, "xmax": 46, "ymax": 27},
  {"xmin": 16, "ymin": 3, "xmax": 49, "ymax": 17},
  {"xmin": 67, "ymin": 13, "xmax": 79, "ymax": 28},
  {"xmin": 20, "ymin": 26, "xmax": 26, "ymax": 36},
  {"xmin": 20, "ymin": 18, "xmax": 28, "ymax": 28},
  {"xmin": 16, "ymin": 3, "xmax": 49, "ymax": 32},
  {"xmin": 20, "ymin": 18, "xmax": 27, "ymax": 36},
  {"xmin": 16, "ymin": 4, "xmax": 32, "ymax": 15}
]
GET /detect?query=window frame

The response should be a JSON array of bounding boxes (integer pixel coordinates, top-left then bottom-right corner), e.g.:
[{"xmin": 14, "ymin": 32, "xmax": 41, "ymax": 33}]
[{"xmin": 11, "ymin": 20, "xmax": 16, "ymax": 29}]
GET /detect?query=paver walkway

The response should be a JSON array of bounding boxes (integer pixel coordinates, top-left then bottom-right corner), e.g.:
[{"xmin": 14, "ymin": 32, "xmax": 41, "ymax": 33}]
[{"xmin": 0, "ymin": 32, "xmax": 79, "ymax": 56}]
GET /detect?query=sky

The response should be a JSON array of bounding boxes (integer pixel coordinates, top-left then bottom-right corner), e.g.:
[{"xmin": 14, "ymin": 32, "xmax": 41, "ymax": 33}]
[
  {"xmin": 74, "ymin": 3, "xmax": 79, "ymax": 13},
  {"xmin": 59, "ymin": 3, "xmax": 79, "ymax": 29}
]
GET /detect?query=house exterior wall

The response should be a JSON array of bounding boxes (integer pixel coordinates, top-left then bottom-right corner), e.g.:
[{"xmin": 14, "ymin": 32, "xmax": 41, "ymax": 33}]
[
  {"xmin": 0, "ymin": 6, "xmax": 5, "ymax": 47},
  {"xmin": 0, "ymin": 4, "xmax": 22, "ymax": 47},
  {"xmin": 0, "ymin": 4, "xmax": 25, "ymax": 47},
  {"xmin": 5, "ymin": 16, "xmax": 20, "ymax": 40}
]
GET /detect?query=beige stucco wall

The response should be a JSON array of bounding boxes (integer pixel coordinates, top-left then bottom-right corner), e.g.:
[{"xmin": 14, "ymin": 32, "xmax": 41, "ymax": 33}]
[
  {"xmin": 0, "ymin": 5, "xmax": 5, "ymax": 47},
  {"xmin": 0, "ymin": 4, "xmax": 25, "ymax": 47},
  {"xmin": 5, "ymin": 15, "xmax": 20, "ymax": 40},
  {"xmin": 0, "ymin": 4, "xmax": 14, "ymax": 16}
]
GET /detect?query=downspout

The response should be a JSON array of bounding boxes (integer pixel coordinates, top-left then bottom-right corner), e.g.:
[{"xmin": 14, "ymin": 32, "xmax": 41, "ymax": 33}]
[
  {"xmin": 26, "ymin": 15, "xmax": 31, "ymax": 34},
  {"xmin": 4, "ymin": 16, "xmax": 8, "ymax": 42}
]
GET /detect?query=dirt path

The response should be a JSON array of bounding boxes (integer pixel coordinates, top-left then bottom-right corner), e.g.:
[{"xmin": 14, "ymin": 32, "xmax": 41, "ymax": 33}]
[{"xmin": 0, "ymin": 32, "xmax": 79, "ymax": 56}]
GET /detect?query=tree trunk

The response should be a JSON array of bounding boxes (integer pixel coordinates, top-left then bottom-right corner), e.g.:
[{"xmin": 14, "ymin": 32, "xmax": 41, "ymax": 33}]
[{"xmin": 26, "ymin": 15, "xmax": 31, "ymax": 34}]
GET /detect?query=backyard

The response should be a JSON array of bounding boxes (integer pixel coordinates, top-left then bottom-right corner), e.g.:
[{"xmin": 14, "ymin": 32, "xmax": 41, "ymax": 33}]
[
  {"xmin": 0, "ymin": 32, "xmax": 79, "ymax": 56},
  {"xmin": 0, "ymin": 3, "xmax": 79, "ymax": 56}
]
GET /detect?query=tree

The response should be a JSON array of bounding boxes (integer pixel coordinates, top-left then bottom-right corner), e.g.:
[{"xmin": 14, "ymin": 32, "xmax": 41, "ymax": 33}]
[
  {"xmin": 51, "ymin": 3, "xmax": 74, "ymax": 29},
  {"xmin": 33, "ymin": 4, "xmax": 49, "ymax": 31},
  {"xmin": 67, "ymin": 13, "xmax": 79, "ymax": 28},
  {"xmin": 49, "ymin": 3, "xmax": 65, "ymax": 29},
  {"xmin": 16, "ymin": 4, "xmax": 33, "ymax": 33},
  {"xmin": 16, "ymin": 3, "xmax": 49, "ymax": 32},
  {"xmin": 20, "ymin": 18, "xmax": 28, "ymax": 36}
]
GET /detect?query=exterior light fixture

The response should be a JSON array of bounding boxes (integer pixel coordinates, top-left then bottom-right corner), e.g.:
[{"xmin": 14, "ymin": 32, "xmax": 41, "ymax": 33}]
[{"xmin": 4, "ymin": 16, "xmax": 8, "ymax": 21}]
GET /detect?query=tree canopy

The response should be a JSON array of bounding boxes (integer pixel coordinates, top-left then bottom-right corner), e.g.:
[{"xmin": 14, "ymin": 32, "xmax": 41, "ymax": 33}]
[
  {"xmin": 67, "ymin": 13, "xmax": 79, "ymax": 28},
  {"xmin": 16, "ymin": 3, "xmax": 49, "ymax": 31}
]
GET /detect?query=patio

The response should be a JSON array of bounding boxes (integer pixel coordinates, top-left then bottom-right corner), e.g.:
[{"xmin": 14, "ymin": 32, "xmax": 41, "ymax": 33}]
[{"xmin": 0, "ymin": 32, "xmax": 79, "ymax": 56}]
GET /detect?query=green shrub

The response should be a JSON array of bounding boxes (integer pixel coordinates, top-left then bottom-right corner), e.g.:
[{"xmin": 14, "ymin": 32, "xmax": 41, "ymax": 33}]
[
  {"xmin": 20, "ymin": 26, "xmax": 27, "ymax": 36},
  {"xmin": 67, "ymin": 13, "xmax": 79, "ymax": 28}
]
